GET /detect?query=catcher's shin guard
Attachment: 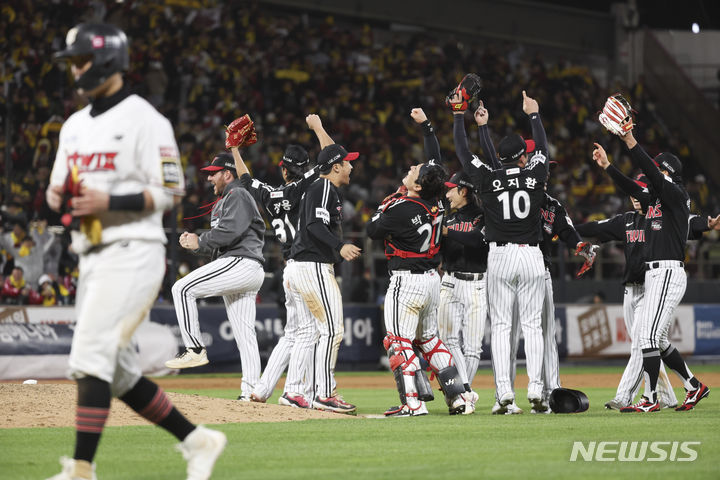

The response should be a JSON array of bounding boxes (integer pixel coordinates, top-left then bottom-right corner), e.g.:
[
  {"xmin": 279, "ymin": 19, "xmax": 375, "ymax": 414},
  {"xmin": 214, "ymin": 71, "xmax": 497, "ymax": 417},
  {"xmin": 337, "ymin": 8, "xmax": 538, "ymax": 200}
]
[
  {"xmin": 415, "ymin": 369, "xmax": 434, "ymax": 402},
  {"xmin": 389, "ymin": 354, "xmax": 408, "ymax": 404},
  {"xmin": 437, "ymin": 365, "xmax": 466, "ymax": 403}
]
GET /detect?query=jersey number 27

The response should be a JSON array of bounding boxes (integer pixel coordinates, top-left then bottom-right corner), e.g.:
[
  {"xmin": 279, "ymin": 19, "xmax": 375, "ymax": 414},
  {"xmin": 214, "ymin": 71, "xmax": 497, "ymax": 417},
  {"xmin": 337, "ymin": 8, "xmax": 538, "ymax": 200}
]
[{"xmin": 417, "ymin": 214, "xmax": 443, "ymax": 252}]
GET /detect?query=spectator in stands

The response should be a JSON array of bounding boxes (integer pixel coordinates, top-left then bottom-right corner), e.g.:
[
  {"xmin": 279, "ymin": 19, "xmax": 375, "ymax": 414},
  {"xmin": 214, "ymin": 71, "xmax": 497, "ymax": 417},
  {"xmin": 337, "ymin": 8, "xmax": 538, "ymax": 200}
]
[
  {"xmin": 29, "ymin": 274, "xmax": 58, "ymax": 306},
  {"xmin": 1, "ymin": 266, "xmax": 34, "ymax": 305},
  {"xmin": 0, "ymin": 220, "xmax": 48, "ymax": 287}
]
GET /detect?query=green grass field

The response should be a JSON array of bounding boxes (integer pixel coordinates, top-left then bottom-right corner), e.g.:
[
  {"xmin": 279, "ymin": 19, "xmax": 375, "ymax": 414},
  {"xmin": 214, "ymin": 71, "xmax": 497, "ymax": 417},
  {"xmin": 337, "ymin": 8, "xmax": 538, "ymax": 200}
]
[{"xmin": 2, "ymin": 365, "xmax": 718, "ymax": 480}]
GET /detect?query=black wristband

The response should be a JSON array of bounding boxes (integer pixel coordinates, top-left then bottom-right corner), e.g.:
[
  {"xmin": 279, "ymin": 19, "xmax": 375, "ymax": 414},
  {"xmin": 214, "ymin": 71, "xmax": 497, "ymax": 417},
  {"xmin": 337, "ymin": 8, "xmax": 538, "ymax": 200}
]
[
  {"xmin": 109, "ymin": 193, "xmax": 145, "ymax": 211},
  {"xmin": 421, "ymin": 120, "xmax": 434, "ymax": 136}
]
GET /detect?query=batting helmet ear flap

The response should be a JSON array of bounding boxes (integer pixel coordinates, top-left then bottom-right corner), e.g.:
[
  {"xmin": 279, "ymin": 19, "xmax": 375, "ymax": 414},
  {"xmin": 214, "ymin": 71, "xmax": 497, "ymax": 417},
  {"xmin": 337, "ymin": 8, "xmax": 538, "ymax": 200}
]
[{"xmin": 549, "ymin": 388, "xmax": 590, "ymax": 414}]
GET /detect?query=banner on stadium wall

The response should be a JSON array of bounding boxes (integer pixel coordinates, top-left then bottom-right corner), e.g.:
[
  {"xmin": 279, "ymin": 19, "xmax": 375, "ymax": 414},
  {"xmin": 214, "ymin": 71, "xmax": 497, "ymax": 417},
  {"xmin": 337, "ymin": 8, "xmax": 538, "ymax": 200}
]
[
  {"xmin": 693, "ymin": 305, "xmax": 720, "ymax": 355},
  {"xmin": 563, "ymin": 304, "xmax": 696, "ymax": 357},
  {"xmin": 150, "ymin": 304, "xmax": 384, "ymax": 369}
]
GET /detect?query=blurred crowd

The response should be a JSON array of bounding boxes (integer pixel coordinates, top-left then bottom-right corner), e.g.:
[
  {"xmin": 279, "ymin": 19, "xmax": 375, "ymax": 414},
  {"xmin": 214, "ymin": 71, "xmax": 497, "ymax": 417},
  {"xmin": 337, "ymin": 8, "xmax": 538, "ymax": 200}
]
[{"xmin": 1, "ymin": 0, "xmax": 718, "ymax": 305}]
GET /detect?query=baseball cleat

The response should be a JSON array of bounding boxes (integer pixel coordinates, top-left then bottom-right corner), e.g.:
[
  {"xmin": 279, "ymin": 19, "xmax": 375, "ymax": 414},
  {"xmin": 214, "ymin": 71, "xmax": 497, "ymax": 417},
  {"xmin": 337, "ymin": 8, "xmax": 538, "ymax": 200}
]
[
  {"xmin": 177, "ymin": 425, "xmax": 227, "ymax": 480},
  {"xmin": 165, "ymin": 348, "xmax": 209, "ymax": 369},
  {"xmin": 236, "ymin": 395, "xmax": 251, "ymax": 402},
  {"xmin": 46, "ymin": 456, "xmax": 97, "ymax": 480},
  {"xmin": 313, "ymin": 395, "xmax": 357, "ymax": 415},
  {"xmin": 384, "ymin": 403, "xmax": 428, "ymax": 417},
  {"xmin": 659, "ymin": 400, "xmax": 678, "ymax": 409},
  {"xmin": 619, "ymin": 396, "xmax": 660, "ymax": 413},
  {"xmin": 530, "ymin": 399, "xmax": 549, "ymax": 414},
  {"xmin": 249, "ymin": 393, "xmax": 266, "ymax": 403},
  {"xmin": 675, "ymin": 382, "xmax": 709, "ymax": 411},
  {"xmin": 604, "ymin": 398, "xmax": 627, "ymax": 410},
  {"xmin": 279, "ymin": 392, "xmax": 310, "ymax": 409},
  {"xmin": 491, "ymin": 401, "xmax": 523, "ymax": 415},
  {"xmin": 527, "ymin": 392, "xmax": 544, "ymax": 412},
  {"xmin": 449, "ymin": 391, "xmax": 478, "ymax": 415}
]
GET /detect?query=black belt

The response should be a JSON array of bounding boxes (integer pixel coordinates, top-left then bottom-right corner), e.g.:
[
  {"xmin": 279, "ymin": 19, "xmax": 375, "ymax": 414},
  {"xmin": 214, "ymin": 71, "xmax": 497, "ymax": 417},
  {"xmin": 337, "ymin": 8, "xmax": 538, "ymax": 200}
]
[
  {"xmin": 646, "ymin": 261, "xmax": 684, "ymax": 270},
  {"xmin": 495, "ymin": 242, "xmax": 538, "ymax": 247},
  {"xmin": 391, "ymin": 269, "xmax": 434, "ymax": 275},
  {"xmin": 449, "ymin": 271, "xmax": 484, "ymax": 281}
]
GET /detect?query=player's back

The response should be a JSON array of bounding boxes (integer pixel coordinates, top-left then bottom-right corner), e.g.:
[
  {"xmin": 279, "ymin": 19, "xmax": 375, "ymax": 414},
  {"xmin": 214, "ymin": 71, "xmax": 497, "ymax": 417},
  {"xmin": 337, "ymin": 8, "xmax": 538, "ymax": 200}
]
[
  {"xmin": 290, "ymin": 177, "xmax": 343, "ymax": 264},
  {"xmin": 479, "ymin": 162, "xmax": 546, "ymax": 244}
]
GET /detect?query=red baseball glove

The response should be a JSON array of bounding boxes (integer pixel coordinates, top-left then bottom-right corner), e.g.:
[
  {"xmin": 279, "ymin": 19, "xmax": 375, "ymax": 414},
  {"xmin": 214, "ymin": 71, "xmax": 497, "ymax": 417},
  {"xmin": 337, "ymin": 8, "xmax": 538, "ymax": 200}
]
[{"xmin": 225, "ymin": 114, "xmax": 257, "ymax": 149}]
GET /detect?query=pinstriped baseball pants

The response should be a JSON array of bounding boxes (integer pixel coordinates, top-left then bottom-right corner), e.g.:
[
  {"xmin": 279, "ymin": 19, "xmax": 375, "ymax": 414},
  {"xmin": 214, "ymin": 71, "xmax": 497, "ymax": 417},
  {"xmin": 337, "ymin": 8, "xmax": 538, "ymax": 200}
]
[
  {"xmin": 437, "ymin": 274, "xmax": 486, "ymax": 387},
  {"xmin": 488, "ymin": 243, "xmax": 545, "ymax": 400},
  {"xmin": 171, "ymin": 256, "xmax": 264, "ymax": 397},
  {"xmin": 285, "ymin": 261, "xmax": 343, "ymax": 399},
  {"xmin": 614, "ymin": 284, "xmax": 677, "ymax": 406},
  {"xmin": 637, "ymin": 264, "xmax": 687, "ymax": 351},
  {"xmin": 253, "ymin": 261, "xmax": 315, "ymax": 401}
]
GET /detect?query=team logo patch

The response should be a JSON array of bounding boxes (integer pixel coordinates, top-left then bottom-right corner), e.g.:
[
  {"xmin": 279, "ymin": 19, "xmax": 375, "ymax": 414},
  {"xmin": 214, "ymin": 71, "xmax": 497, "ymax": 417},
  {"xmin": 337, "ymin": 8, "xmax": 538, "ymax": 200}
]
[
  {"xmin": 315, "ymin": 207, "xmax": 330, "ymax": 224},
  {"xmin": 270, "ymin": 191, "xmax": 283, "ymax": 199},
  {"xmin": 160, "ymin": 146, "xmax": 182, "ymax": 188},
  {"xmin": 92, "ymin": 35, "xmax": 105, "ymax": 48},
  {"xmin": 651, "ymin": 220, "xmax": 662, "ymax": 231}
]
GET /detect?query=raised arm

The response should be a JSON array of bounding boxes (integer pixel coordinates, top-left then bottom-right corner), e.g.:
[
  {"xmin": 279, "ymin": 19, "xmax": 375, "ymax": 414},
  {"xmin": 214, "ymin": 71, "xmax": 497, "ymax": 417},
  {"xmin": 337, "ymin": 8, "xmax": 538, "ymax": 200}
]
[
  {"xmin": 411, "ymin": 108, "xmax": 441, "ymax": 164},
  {"xmin": 474, "ymin": 101, "xmax": 501, "ymax": 169},
  {"xmin": 575, "ymin": 213, "xmax": 626, "ymax": 243},
  {"xmin": 523, "ymin": 91, "xmax": 548, "ymax": 176},
  {"xmin": 306, "ymin": 114, "xmax": 334, "ymax": 149},
  {"xmin": 592, "ymin": 142, "xmax": 650, "ymax": 207}
]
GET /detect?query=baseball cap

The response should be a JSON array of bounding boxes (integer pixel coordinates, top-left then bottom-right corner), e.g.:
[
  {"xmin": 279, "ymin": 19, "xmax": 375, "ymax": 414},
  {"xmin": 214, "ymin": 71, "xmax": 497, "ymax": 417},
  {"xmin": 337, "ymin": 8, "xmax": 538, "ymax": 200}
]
[
  {"xmin": 38, "ymin": 274, "xmax": 53, "ymax": 287},
  {"xmin": 634, "ymin": 173, "xmax": 649, "ymax": 188},
  {"xmin": 653, "ymin": 152, "xmax": 682, "ymax": 177},
  {"xmin": 498, "ymin": 134, "xmax": 527, "ymax": 163},
  {"xmin": 317, "ymin": 144, "xmax": 359, "ymax": 171},
  {"xmin": 444, "ymin": 171, "xmax": 474, "ymax": 190},
  {"xmin": 279, "ymin": 144, "xmax": 310, "ymax": 169},
  {"xmin": 201, "ymin": 152, "xmax": 236, "ymax": 173}
]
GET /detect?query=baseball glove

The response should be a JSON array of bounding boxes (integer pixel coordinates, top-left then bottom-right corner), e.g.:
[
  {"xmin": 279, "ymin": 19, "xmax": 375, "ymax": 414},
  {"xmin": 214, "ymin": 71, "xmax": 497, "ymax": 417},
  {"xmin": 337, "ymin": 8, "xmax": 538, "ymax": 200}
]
[
  {"xmin": 598, "ymin": 94, "xmax": 634, "ymax": 136},
  {"xmin": 225, "ymin": 114, "xmax": 258, "ymax": 149},
  {"xmin": 445, "ymin": 73, "xmax": 482, "ymax": 112},
  {"xmin": 575, "ymin": 242, "xmax": 600, "ymax": 278},
  {"xmin": 61, "ymin": 165, "xmax": 102, "ymax": 245}
]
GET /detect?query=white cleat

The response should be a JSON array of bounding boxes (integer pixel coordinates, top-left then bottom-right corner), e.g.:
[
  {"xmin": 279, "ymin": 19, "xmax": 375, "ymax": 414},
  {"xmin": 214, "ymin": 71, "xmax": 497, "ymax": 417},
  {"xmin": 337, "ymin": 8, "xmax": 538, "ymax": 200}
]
[
  {"xmin": 530, "ymin": 399, "xmax": 551, "ymax": 414},
  {"xmin": 177, "ymin": 425, "xmax": 227, "ymax": 480},
  {"xmin": 527, "ymin": 392, "xmax": 544, "ymax": 412},
  {"xmin": 492, "ymin": 401, "xmax": 523, "ymax": 415},
  {"xmin": 165, "ymin": 349, "xmax": 209, "ymax": 369},
  {"xmin": 46, "ymin": 456, "xmax": 96, "ymax": 480},
  {"xmin": 385, "ymin": 402, "xmax": 429, "ymax": 417}
]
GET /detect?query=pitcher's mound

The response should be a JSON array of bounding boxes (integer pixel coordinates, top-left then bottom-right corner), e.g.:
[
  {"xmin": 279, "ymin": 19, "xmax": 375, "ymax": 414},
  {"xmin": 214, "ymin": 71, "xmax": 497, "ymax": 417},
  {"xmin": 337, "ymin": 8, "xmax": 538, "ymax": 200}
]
[{"xmin": 0, "ymin": 384, "xmax": 353, "ymax": 428}]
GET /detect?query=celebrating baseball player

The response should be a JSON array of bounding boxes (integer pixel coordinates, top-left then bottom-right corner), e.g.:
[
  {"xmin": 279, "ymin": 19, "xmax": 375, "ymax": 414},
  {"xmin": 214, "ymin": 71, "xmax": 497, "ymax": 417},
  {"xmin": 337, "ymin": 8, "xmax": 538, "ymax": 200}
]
[
  {"xmin": 227, "ymin": 114, "xmax": 330, "ymax": 408},
  {"xmin": 165, "ymin": 152, "xmax": 266, "ymax": 403},
  {"xmin": 46, "ymin": 23, "xmax": 225, "ymax": 480},
  {"xmin": 472, "ymin": 102, "xmax": 597, "ymax": 413},
  {"xmin": 284, "ymin": 132, "xmax": 362, "ymax": 414},
  {"xmin": 368, "ymin": 108, "xmax": 477, "ymax": 416},
  {"xmin": 452, "ymin": 88, "xmax": 549, "ymax": 413},
  {"xmin": 585, "ymin": 142, "xmax": 718, "ymax": 410},
  {"xmin": 598, "ymin": 95, "xmax": 710, "ymax": 412},
  {"xmin": 437, "ymin": 170, "xmax": 487, "ymax": 396}
]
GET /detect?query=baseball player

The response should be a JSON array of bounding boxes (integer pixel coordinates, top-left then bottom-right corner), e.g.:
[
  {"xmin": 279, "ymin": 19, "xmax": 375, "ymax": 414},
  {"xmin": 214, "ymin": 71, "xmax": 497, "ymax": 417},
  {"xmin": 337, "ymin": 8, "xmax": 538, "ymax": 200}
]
[
  {"xmin": 229, "ymin": 115, "xmax": 331, "ymax": 408},
  {"xmin": 285, "ymin": 137, "xmax": 362, "ymax": 414},
  {"xmin": 437, "ymin": 170, "xmax": 487, "ymax": 396},
  {"xmin": 367, "ymin": 108, "xmax": 476, "ymax": 416},
  {"xmin": 472, "ymin": 105, "xmax": 596, "ymax": 414},
  {"xmin": 586, "ymin": 146, "xmax": 718, "ymax": 410},
  {"xmin": 600, "ymin": 118, "xmax": 710, "ymax": 412},
  {"xmin": 164, "ymin": 153, "xmax": 266, "ymax": 402},
  {"xmin": 46, "ymin": 23, "xmax": 225, "ymax": 480},
  {"xmin": 451, "ymin": 89, "xmax": 549, "ymax": 413}
]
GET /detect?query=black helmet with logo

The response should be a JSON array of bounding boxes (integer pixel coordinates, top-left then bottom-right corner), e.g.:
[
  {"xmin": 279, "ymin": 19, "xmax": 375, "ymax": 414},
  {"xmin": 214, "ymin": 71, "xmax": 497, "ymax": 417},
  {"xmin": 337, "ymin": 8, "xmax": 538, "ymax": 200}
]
[{"xmin": 54, "ymin": 23, "xmax": 129, "ymax": 91}]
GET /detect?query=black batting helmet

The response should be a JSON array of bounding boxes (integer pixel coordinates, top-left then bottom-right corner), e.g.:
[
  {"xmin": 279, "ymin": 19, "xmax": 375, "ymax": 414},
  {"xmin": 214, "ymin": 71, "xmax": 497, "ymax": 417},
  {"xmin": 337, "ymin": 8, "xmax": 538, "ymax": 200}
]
[{"xmin": 54, "ymin": 23, "xmax": 129, "ymax": 91}]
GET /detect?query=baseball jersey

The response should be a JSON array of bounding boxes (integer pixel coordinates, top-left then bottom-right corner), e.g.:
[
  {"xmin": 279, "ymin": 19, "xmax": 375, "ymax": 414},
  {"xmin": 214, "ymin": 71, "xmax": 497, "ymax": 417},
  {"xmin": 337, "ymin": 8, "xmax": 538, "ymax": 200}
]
[
  {"xmin": 576, "ymin": 211, "xmax": 647, "ymax": 285},
  {"xmin": 454, "ymin": 114, "xmax": 549, "ymax": 244},
  {"xmin": 50, "ymin": 90, "xmax": 184, "ymax": 245},
  {"xmin": 366, "ymin": 195, "xmax": 444, "ymax": 272},
  {"xmin": 441, "ymin": 203, "xmax": 487, "ymax": 274},
  {"xmin": 196, "ymin": 178, "xmax": 265, "ymax": 264},
  {"xmin": 606, "ymin": 164, "xmax": 651, "ymax": 210},
  {"xmin": 290, "ymin": 177, "xmax": 345, "ymax": 264},
  {"xmin": 239, "ymin": 167, "xmax": 319, "ymax": 259},
  {"xmin": 540, "ymin": 194, "xmax": 582, "ymax": 270},
  {"xmin": 629, "ymin": 145, "xmax": 690, "ymax": 262}
]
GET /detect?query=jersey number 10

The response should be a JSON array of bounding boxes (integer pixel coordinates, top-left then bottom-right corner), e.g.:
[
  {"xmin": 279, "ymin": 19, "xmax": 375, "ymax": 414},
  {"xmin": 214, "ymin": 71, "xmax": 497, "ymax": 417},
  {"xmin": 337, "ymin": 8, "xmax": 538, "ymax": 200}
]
[{"xmin": 498, "ymin": 190, "xmax": 530, "ymax": 220}]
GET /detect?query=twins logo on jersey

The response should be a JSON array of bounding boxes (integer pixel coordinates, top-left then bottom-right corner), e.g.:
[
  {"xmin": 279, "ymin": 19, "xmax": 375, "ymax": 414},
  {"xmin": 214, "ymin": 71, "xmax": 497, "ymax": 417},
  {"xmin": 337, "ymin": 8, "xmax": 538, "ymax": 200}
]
[
  {"xmin": 626, "ymin": 229, "xmax": 646, "ymax": 242},
  {"xmin": 65, "ymin": 151, "xmax": 117, "ymax": 171},
  {"xmin": 646, "ymin": 203, "xmax": 663, "ymax": 219},
  {"xmin": 448, "ymin": 220, "xmax": 477, "ymax": 232}
]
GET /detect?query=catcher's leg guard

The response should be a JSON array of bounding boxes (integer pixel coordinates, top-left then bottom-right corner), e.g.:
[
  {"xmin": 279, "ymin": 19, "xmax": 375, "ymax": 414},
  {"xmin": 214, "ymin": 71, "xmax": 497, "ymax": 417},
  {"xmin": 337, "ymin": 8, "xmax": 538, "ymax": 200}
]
[
  {"xmin": 415, "ymin": 369, "xmax": 434, "ymax": 402},
  {"xmin": 389, "ymin": 354, "xmax": 407, "ymax": 404},
  {"xmin": 437, "ymin": 365, "xmax": 466, "ymax": 404},
  {"xmin": 384, "ymin": 333, "xmax": 422, "ymax": 411}
]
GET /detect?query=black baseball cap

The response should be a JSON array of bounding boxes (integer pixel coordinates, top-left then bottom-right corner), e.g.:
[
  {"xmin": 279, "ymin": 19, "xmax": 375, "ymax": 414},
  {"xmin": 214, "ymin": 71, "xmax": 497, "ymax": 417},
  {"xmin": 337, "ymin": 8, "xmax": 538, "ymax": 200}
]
[
  {"xmin": 444, "ymin": 171, "xmax": 474, "ymax": 190},
  {"xmin": 317, "ymin": 144, "xmax": 359, "ymax": 171},
  {"xmin": 201, "ymin": 152, "xmax": 236, "ymax": 173},
  {"xmin": 654, "ymin": 152, "xmax": 682, "ymax": 177},
  {"xmin": 279, "ymin": 144, "xmax": 310, "ymax": 169},
  {"xmin": 498, "ymin": 134, "xmax": 527, "ymax": 163},
  {"xmin": 634, "ymin": 173, "xmax": 649, "ymax": 188}
]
